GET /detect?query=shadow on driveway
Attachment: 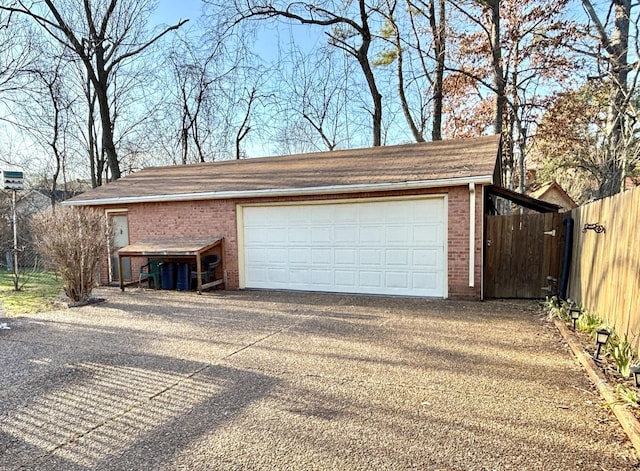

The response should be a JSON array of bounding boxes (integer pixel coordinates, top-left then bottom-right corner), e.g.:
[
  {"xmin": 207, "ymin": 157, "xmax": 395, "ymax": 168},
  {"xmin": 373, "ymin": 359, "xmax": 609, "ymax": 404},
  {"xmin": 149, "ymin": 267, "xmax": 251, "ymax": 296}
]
[{"xmin": 0, "ymin": 288, "xmax": 636, "ymax": 470}]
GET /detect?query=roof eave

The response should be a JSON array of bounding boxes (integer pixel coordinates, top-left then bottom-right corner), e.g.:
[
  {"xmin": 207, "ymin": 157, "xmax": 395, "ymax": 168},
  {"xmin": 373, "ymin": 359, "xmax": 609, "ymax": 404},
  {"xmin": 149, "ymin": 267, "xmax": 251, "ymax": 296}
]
[{"xmin": 63, "ymin": 175, "xmax": 495, "ymax": 206}]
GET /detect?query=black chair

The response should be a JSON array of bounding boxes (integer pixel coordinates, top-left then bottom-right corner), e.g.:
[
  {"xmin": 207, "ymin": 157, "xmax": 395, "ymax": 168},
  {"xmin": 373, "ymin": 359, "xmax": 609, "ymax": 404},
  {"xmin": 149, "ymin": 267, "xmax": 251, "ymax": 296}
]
[{"xmin": 191, "ymin": 254, "xmax": 221, "ymax": 289}]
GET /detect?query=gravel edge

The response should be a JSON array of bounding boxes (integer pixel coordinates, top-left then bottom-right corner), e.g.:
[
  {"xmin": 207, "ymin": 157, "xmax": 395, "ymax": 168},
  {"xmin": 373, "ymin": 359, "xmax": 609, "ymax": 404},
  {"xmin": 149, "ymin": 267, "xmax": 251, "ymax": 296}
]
[{"xmin": 554, "ymin": 318, "xmax": 640, "ymax": 456}]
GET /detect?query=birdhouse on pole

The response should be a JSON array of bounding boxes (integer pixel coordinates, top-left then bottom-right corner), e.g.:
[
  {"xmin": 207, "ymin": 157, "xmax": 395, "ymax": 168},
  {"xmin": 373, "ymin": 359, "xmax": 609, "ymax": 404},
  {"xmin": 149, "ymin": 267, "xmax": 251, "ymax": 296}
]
[{"xmin": 2, "ymin": 171, "xmax": 24, "ymax": 191}]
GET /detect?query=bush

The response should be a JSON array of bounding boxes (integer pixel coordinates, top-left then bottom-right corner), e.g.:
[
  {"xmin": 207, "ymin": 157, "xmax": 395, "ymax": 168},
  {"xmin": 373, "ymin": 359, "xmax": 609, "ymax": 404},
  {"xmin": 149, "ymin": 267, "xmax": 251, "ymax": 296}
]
[{"xmin": 31, "ymin": 207, "xmax": 110, "ymax": 303}]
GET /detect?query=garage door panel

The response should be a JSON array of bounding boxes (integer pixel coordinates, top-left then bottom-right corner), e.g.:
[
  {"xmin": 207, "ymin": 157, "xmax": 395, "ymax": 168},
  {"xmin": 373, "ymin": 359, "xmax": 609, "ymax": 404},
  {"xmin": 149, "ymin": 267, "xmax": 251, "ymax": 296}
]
[
  {"xmin": 335, "ymin": 226, "xmax": 357, "ymax": 244},
  {"xmin": 246, "ymin": 247, "xmax": 268, "ymax": 263},
  {"xmin": 359, "ymin": 249, "xmax": 383, "ymax": 266},
  {"xmin": 413, "ymin": 249, "xmax": 442, "ymax": 267},
  {"xmin": 335, "ymin": 270, "xmax": 356, "ymax": 287},
  {"xmin": 359, "ymin": 226, "xmax": 383, "ymax": 243},
  {"xmin": 311, "ymin": 270, "xmax": 332, "ymax": 285},
  {"xmin": 386, "ymin": 272, "xmax": 409, "ymax": 288},
  {"xmin": 413, "ymin": 272, "xmax": 441, "ymax": 290},
  {"xmin": 335, "ymin": 248, "xmax": 356, "ymax": 264},
  {"xmin": 244, "ymin": 229, "xmax": 267, "ymax": 244},
  {"xmin": 311, "ymin": 248, "xmax": 332, "ymax": 264},
  {"xmin": 246, "ymin": 267, "xmax": 268, "ymax": 283},
  {"xmin": 386, "ymin": 226, "xmax": 410, "ymax": 244},
  {"xmin": 359, "ymin": 271, "xmax": 383, "ymax": 287},
  {"xmin": 311, "ymin": 206, "xmax": 333, "ymax": 223},
  {"xmin": 267, "ymin": 268, "xmax": 288, "ymax": 283},
  {"xmin": 359, "ymin": 205, "xmax": 382, "ymax": 222},
  {"xmin": 267, "ymin": 227, "xmax": 288, "ymax": 243},
  {"xmin": 288, "ymin": 269, "xmax": 310, "ymax": 284},
  {"xmin": 242, "ymin": 198, "xmax": 445, "ymax": 297},
  {"xmin": 335, "ymin": 205, "xmax": 358, "ymax": 222},
  {"xmin": 289, "ymin": 248, "xmax": 309, "ymax": 264},
  {"xmin": 288, "ymin": 228, "xmax": 309, "ymax": 244},
  {"xmin": 386, "ymin": 249, "xmax": 409, "ymax": 266},
  {"xmin": 288, "ymin": 206, "xmax": 310, "ymax": 223},
  {"xmin": 268, "ymin": 248, "xmax": 288, "ymax": 263},
  {"xmin": 311, "ymin": 227, "xmax": 332, "ymax": 243},
  {"xmin": 413, "ymin": 200, "xmax": 441, "ymax": 222},
  {"xmin": 413, "ymin": 224, "xmax": 443, "ymax": 244}
]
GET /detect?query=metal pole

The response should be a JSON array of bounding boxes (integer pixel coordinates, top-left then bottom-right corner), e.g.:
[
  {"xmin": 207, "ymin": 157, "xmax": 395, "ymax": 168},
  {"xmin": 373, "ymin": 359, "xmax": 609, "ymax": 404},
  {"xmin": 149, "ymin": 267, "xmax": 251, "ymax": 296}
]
[{"xmin": 12, "ymin": 189, "xmax": 18, "ymax": 291}]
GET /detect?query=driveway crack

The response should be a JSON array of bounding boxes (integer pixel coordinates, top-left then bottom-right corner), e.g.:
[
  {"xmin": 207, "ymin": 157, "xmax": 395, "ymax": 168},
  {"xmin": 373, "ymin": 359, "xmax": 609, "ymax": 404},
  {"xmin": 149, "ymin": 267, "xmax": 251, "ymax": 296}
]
[{"xmin": 222, "ymin": 328, "xmax": 285, "ymax": 360}]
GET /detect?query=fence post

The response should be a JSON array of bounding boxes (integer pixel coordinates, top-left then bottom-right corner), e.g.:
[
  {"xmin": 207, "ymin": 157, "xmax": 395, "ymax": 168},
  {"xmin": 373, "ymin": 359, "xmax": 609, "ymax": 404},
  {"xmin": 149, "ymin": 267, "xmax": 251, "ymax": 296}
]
[
  {"xmin": 12, "ymin": 189, "xmax": 18, "ymax": 291},
  {"xmin": 2, "ymin": 170, "xmax": 24, "ymax": 291}
]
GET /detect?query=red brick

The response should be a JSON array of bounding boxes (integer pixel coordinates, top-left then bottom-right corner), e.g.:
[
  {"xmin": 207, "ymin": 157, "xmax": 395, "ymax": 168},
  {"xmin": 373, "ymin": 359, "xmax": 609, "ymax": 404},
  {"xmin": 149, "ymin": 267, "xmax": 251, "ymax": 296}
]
[{"xmin": 95, "ymin": 185, "xmax": 485, "ymax": 300}]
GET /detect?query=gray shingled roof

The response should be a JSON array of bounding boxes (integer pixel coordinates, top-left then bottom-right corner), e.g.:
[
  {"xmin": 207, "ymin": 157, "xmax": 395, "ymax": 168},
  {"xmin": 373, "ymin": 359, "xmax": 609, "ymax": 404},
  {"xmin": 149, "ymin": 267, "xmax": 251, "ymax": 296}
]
[{"xmin": 67, "ymin": 135, "xmax": 501, "ymax": 205}]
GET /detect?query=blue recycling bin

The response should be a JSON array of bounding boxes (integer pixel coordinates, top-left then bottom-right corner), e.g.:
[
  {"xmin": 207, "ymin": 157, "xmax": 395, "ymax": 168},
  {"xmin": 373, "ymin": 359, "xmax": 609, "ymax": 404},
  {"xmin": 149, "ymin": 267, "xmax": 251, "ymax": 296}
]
[
  {"xmin": 176, "ymin": 263, "xmax": 190, "ymax": 291},
  {"xmin": 161, "ymin": 262, "xmax": 175, "ymax": 290}
]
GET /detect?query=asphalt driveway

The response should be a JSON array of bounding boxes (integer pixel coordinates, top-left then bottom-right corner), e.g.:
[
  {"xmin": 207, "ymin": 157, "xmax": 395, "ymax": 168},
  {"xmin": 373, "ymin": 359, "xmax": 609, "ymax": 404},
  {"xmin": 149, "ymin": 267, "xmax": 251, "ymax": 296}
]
[{"xmin": 0, "ymin": 288, "xmax": 636, "ymax": 470}]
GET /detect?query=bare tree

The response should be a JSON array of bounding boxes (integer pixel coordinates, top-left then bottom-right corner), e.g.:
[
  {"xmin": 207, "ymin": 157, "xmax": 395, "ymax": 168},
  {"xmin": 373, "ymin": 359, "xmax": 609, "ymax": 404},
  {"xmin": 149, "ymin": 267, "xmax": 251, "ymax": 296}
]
[
  {"xmin": 278, "ymin": 45, "xmax": 352, "ymax": 151},
  {"xmin": 22, "ymin": 59, "xmax": 73, "ymax": 206},
  {"xmin": 168, "ymin": 40, "xmax": 216, "ymax": 164},
  {"xmin": 375, "ymin": 0, "xmax": 446, "ymax": 141},
  {"xmin": 578, "ymin": 0, "xmax": 637, "ymax": 196},
  {"xmin": 220, "ymin": 0, "xmax": 384, "ymax": 146},
  {"xmin": 1, "ymin": 0, "xmax": 187, "ymax": 181}
]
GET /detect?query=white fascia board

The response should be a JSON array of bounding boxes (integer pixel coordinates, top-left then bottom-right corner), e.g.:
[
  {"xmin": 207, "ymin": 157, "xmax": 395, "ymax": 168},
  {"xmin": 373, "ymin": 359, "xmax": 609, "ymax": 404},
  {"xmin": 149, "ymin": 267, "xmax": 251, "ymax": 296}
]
[{"xmin": 63, "ymin": 175, "xmax": 494, "ymax": 206}]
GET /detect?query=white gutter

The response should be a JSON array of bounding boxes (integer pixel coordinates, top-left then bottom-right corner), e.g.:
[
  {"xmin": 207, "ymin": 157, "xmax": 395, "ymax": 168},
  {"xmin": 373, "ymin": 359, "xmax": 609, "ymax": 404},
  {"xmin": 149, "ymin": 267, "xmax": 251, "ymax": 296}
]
[
  {"xmin": 63, "ymin": 174, "xmax": 494, "ymax": 206},
  {"xmin": 469, "ymin": 183, "xmax": 476, "ymax": 288}
]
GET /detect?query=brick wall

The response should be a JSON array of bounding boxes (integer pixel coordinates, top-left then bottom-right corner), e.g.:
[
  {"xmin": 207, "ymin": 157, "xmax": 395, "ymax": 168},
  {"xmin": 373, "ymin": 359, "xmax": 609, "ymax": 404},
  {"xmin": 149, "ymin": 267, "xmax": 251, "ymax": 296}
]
[
  {"xmin": 446, "ymin": 186, "xmax": 484, "ymax": 299},
  {"xmin": 96, "ymin": 185, "xmax": 485, "ymax": 299}
]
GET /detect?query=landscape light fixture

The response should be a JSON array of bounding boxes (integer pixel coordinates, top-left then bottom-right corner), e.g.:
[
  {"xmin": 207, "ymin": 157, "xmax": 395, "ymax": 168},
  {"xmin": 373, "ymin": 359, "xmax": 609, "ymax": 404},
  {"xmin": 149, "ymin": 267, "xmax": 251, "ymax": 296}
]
[
  {"xmin": 631, "ymin": 366, "xmax": 640, "ymax": 388},
  {"xmin": 569, "ymin": 306, "xmax": 581, "ymax": 329},
  {"xmin": 593, "ymin": 328, "xmax": 611, "ymax": 360}
]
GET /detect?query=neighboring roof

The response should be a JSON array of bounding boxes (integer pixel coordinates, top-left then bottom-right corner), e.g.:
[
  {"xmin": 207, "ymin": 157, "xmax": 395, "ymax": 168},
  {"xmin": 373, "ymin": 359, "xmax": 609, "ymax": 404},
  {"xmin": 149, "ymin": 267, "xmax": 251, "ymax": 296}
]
[
  {"xmin": 530, "ymin": 182, "xmax": 577, "ymax": 210},
  {"xmin": 66, "ymin": 135, "xmax": 501, "ymax": 206},
  {"xmin": 486, "ymin": 185, "xmax": 561, "ymax": 213}
]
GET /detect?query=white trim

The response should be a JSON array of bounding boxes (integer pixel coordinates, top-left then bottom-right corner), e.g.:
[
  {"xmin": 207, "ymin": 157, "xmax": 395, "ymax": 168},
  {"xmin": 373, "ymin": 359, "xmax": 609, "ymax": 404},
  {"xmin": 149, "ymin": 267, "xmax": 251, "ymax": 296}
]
[
  {"xmin": 237, "ymin": 194, "xmax": 448, "ymax": 298},
  {"xmin": 236, "ymin": 205, "xmax": 246, "ymax": 289},
  {"xmin": 106, "ymin": 211, "xmax": 130, "ymax": 285},
  {"xmin": 237, "ymin": 193, "xmax": 446, "ymax": 208},
  {"xmin": 443, "ymin": 193, "xmax": 449, "ymax": 299},
  {"xmin": 104, "ymin": 208, "xmax": 129, "ymax": 215},
  {"xmin": 63, "ymin": 175, "xmax": 494, "ymax": 206},
  {"xmin": 469, "ymin": 183, "xmax": 475, "ymax": 288},
  {"xmin": 480, "ymin": 186, "xmax": 485, "ymax": 300}
]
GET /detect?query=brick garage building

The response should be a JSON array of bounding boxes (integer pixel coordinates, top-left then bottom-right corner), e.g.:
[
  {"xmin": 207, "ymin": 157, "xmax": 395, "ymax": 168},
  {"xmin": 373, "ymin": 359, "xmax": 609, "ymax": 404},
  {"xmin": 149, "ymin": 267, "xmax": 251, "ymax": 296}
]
[{"xmin": 66, "ymin": 135, "xmax": 502, "ymax": 299}]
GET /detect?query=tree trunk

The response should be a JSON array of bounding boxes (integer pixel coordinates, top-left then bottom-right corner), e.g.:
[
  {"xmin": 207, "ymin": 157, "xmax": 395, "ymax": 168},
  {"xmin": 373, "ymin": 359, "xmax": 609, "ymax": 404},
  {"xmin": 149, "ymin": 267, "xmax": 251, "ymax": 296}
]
[
  {"xmin": 357, "ymin": 1, "xmax": 382, "ymax": 146},
  {"xmin": 489, "ymin": 0, "xmax": 505, "ymax": 135},
  {"xmin": 393, "ymin": 9, "xmax": 424, "ymax": 142},
  {"xmin": 94, "ymin": 45, "xmax": 121, "ymax": 181},
  {"xmin": 430, "ymin": 0, "xmax": 445, "ymax": 141},
  {"xmin": 608, "ymin": 0, "xmax": 630, "ymax": 195},
  {"xmin": 582, "ymin": 0, "xmax": 631, "ymax": 197}
]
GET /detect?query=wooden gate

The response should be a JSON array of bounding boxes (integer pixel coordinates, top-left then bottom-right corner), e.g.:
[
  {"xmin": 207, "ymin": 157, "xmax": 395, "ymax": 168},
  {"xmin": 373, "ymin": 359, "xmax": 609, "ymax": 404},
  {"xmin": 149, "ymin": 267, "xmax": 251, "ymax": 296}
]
[{"xmin": 484, "ymin": 212, "xmax": 565, "ymax": 298}]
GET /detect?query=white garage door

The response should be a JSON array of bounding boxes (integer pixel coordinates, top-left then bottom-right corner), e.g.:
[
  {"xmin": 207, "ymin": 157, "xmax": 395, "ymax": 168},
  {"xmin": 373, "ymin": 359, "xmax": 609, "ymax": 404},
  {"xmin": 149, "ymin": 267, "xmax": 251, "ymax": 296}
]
[{"xmin": 241, "ymin": 198, "xmax": 446, "ymax": 297}]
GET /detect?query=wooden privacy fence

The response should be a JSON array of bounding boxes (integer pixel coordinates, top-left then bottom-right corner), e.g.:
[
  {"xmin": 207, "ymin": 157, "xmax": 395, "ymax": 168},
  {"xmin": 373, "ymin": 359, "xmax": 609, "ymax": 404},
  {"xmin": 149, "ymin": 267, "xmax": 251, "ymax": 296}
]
[
  {"xmin": 569, "ymin": 186, "xmax": 640, "ymax": 350},
  {"xmin": 485, "ymin": 212, "xmax": 564, "ymax": 298}
]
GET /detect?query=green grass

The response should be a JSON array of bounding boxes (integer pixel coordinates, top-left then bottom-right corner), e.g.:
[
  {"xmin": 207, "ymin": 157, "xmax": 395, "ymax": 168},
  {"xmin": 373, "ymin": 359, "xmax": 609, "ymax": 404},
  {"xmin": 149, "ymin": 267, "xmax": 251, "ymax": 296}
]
[{"xmin": 0, "ymin": 270, "xmax": 63, "ymax": 316}]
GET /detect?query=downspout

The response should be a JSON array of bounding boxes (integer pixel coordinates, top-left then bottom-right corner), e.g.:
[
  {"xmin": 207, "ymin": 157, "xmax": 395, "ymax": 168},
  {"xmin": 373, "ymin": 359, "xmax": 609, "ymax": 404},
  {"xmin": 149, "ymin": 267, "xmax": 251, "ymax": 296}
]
[{"xmin": 469, "ymin": 183, "xmax": 475, "ymax": 288}]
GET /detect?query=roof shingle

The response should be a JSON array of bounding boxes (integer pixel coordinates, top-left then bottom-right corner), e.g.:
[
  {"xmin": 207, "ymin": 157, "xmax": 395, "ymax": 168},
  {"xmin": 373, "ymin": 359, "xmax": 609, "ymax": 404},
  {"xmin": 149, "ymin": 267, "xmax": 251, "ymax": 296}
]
[{"xmin": 68, "ymin": 135, "xmax": 501, "ymax": 205}]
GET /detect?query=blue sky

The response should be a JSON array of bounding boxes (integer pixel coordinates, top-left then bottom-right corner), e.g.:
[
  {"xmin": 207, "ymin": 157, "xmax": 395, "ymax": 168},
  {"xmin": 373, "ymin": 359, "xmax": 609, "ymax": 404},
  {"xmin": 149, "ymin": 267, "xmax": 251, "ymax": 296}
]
[{"xmin": 152, "ymin": 0, "xmax": 203, "ymax": 25}]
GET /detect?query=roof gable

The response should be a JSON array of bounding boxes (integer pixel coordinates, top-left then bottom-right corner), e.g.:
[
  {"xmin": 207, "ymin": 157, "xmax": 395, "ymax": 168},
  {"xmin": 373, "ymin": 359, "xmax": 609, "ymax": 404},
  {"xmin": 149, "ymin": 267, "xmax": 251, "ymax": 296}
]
[
  {"xmin": 67, "ymin": 135, "xmax": 501, "ymax": 205},
  {"xmin": 530, "ymin": 182, "xmax": 577, "ymax": 210}
]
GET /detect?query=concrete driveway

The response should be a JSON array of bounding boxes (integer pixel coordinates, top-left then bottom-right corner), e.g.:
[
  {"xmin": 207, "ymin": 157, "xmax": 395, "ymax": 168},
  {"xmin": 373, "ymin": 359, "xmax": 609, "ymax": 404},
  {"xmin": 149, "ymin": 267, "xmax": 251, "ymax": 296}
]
[{"xmin": 0, "ymin": 288, "xmax": 636, "ymax": 470}]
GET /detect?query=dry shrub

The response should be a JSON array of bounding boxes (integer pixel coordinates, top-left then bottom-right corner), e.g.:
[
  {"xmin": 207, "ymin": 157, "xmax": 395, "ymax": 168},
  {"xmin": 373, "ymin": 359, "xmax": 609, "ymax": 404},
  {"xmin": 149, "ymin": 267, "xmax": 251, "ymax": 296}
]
[{"xmin": 31, "ymin": 206, "xmax": 111, "ymax": 303}]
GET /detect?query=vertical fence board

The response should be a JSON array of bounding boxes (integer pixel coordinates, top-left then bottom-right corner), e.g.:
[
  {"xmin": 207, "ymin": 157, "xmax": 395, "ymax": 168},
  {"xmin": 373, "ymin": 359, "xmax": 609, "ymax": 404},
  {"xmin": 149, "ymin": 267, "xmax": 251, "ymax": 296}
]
[
  {"xmin": 569, "ymin": 187, "xmax": 640, "ymax": 352},
  {"xmin": 485, "ymin": 212, "xmax": 564, "ymax": 298}
]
